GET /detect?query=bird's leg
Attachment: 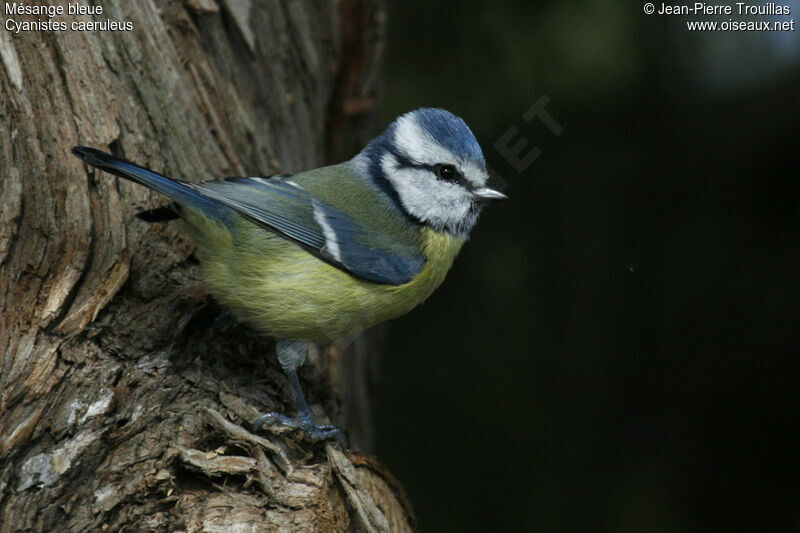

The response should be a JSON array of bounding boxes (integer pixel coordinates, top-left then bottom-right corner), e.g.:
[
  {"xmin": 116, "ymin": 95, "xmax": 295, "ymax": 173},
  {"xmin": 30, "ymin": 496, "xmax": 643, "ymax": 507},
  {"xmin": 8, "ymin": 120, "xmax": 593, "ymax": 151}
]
[{"xmin": 253, "ymin": 339, "xmax": 340, "ymax": 442}]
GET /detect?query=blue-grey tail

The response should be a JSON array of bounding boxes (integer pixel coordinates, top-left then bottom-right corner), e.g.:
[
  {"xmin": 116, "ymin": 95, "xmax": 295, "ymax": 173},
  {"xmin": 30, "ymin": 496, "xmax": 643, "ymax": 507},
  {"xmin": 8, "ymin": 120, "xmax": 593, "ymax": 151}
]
[{"xmin": 71, "ymin": 147, "xmax": 223, "ymax": 219}]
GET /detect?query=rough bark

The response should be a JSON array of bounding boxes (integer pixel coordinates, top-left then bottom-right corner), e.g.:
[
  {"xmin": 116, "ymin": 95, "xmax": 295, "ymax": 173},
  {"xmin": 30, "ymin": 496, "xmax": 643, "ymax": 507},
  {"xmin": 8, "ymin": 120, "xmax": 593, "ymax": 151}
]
[{"xmin": 0, "ymin": 1, "xmax": 415, "ymax": 531}]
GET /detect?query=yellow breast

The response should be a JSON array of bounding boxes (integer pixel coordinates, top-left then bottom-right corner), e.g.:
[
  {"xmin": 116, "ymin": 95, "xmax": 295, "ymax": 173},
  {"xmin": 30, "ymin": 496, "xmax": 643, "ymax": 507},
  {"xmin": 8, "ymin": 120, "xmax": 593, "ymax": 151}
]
[{"xmin": 185, "ymin": 212, "xmax": 464, "ymax": 342}]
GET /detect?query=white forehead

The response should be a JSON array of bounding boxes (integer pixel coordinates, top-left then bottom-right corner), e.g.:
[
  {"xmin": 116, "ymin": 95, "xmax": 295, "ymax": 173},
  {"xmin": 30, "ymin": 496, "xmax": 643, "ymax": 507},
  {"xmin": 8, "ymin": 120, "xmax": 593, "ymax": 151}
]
[{"xmin": 393, "ymin": 113, "xmax": 488, "ymax": 187}]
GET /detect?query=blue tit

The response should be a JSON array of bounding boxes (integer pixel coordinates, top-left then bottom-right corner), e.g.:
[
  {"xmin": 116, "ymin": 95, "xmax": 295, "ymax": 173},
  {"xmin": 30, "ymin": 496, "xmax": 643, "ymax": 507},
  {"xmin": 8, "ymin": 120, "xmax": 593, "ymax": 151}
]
[{"xmin": 72, "ymin": 108, "xmax": 506, "ymax": 441}]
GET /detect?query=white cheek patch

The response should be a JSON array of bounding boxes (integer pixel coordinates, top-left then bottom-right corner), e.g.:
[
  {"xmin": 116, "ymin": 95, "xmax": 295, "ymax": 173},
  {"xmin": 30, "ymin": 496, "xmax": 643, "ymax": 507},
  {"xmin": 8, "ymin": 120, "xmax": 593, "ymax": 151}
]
[{"xmin": 381, "ymin": 153, "xmax": 473, "ymax": 232}]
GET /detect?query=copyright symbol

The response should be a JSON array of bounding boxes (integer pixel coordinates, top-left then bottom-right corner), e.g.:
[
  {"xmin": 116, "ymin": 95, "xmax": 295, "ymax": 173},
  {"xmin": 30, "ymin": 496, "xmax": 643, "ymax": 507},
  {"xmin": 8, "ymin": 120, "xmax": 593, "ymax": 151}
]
[{"xmin": 644, "ymin": 2, "xmax": 655, "ymax": 14}]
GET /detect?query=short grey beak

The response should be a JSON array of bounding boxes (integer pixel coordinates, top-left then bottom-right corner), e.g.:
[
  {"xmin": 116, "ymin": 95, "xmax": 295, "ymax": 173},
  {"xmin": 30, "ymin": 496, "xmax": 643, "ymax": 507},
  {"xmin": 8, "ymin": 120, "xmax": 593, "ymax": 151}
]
[{"xmin": 472, "ymin": 187, "xmax": 508, "ymax": 202}]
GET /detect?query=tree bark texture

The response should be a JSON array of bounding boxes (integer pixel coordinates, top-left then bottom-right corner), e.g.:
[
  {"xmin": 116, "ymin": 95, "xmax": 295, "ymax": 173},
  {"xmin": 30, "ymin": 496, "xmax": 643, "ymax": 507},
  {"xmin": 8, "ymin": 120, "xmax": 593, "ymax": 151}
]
[{"xmin": 0, "ymin": 1, "xmax": 416, "ymax": 531}]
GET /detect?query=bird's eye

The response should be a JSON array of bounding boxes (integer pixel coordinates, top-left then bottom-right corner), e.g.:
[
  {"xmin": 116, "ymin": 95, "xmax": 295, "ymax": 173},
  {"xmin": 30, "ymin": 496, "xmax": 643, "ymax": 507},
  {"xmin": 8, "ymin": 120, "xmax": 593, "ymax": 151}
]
[{"xmin": 436, "ymin": 164, "xmax": 458, "ymax": 181}]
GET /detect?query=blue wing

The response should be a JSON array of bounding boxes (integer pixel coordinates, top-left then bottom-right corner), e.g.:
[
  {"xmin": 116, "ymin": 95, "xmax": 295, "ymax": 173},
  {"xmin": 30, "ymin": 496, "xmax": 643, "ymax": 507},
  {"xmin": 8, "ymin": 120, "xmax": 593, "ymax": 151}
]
[
  {"xmin": 71, "ymin": 147, "xmax": 425, "ymax": 285},
  {"xmin": 188, "ymin": 176, "xmax": 426, "ymax": 285}
]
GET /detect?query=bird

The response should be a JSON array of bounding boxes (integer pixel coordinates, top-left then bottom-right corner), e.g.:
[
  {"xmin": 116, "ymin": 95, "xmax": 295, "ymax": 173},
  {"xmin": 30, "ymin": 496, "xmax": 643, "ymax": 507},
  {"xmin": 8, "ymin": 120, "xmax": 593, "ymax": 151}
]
[{"xmin": 71, "ymin": 108, "xmax": 506, "ymax": 441}]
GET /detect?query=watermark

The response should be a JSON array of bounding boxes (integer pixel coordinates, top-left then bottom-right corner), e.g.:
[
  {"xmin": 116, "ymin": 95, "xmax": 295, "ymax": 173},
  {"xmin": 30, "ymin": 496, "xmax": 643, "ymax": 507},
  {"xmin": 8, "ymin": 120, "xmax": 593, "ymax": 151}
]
[
  {"xmin": 4, "ymin": 2, "xmax": 134, "ymax": 34},
  {"xmin": 642, "ymin": 2, "xmax": 796, "ymax": 31},
  {"xmin": 490, "ymin": 95, "xmax": 564, "ymax": 187}
]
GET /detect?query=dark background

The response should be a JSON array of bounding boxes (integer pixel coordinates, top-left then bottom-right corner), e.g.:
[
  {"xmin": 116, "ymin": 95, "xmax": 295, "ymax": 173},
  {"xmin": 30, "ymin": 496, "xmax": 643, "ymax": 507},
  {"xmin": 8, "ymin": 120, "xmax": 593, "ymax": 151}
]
[{"xmin": 372, "ymin": 2, "xmax": 800, "ymax": 532}]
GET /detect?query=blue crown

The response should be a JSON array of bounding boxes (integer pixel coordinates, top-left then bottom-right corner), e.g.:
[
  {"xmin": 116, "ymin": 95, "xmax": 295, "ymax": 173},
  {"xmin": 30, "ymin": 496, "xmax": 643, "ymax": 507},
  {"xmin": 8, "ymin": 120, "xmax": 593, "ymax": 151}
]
[{"xmin": 406, "ymin": 108, "xmax": 485, "ymax": 167}]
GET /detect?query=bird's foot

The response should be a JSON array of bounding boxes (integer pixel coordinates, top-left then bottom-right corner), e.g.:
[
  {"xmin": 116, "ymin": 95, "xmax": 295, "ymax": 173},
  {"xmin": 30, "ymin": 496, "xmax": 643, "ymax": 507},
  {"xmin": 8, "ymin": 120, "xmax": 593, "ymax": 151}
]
[{"xmin": 253, "ymin": 411, "xmax": 341, "ymax": 443}]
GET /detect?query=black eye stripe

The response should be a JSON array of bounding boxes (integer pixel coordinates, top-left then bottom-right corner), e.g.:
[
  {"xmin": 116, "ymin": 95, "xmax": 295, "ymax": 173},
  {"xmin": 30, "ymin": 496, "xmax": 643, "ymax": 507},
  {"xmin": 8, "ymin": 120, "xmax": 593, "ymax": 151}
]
[
  {"xmin": 433, "ymin": 164, "xmax": 470, "ymax": 188},
  {"xmin": 387, "ymin": 147, "xmax": 471, "ymax": 188}
]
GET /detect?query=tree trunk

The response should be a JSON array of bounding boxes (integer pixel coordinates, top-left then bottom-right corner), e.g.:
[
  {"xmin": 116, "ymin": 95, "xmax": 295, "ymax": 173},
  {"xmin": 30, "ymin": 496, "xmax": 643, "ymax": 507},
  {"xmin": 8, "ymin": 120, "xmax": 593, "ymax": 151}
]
[{"xmin": 0, "ymin": 1, "xmax": 415, "ymax": 530}]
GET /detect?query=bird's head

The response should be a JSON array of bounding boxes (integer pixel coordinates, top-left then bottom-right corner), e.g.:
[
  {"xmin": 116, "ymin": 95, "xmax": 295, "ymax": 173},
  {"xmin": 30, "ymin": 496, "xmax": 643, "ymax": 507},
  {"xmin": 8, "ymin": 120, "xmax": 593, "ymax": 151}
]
[{"xmin": 356, "ymin": 108, "xmax": 507, "ymax": 237}]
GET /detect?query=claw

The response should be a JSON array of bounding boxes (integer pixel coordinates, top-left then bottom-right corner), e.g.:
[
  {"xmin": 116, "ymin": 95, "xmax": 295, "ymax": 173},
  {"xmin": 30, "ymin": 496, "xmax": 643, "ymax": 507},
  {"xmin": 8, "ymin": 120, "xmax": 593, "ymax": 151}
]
[
  {"xmin": 253, "ymin": 411, "xmax": 341, "ymax": 442},
  {"xmin": 254, "ymin": 340, "xmax": 343, "ymax": 445}
]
